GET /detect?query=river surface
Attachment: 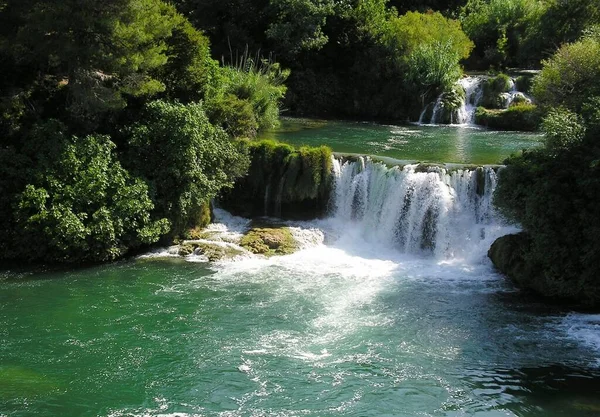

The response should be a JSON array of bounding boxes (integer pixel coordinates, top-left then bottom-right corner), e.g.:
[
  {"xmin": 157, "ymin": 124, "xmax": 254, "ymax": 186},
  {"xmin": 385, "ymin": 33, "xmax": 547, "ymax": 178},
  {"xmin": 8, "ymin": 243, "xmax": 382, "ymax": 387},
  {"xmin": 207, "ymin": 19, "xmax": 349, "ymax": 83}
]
[
  {"xmin": 2, "ymin": 125, "xmax": 599, "ymax": 417},
  {"xmin": 260, "ymin": 119, "xmax": 543, "ymax": 165}
]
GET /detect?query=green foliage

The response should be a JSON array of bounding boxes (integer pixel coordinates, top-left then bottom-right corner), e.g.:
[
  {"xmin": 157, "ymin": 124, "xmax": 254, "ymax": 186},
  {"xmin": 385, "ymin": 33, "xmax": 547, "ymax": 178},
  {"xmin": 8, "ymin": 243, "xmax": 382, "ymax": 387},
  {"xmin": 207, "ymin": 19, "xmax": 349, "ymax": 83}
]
[
  {"xmin": 461, "ymin": 0, "xmax": 600, "ymax": 68},
  {"xmin": 474, "ymin": 104, "xmax": 540, "ymax": 131},
  {"xmin": 460, "ymin": 0, "xmax": 546, "ymax": 68},
  {"xmin": 206, "ymin": 55, "xmax": 289, "ymax": 137},
  {"xmin": 541, "ymin": 108, "xmax": 586, "ymax": 151},
  {"xmin": 240, "ymin": 227, "xmax": 298, "ymax": 256},
  {"xmin": 386, "ymin": 11, "xmax": 473, "ymax": 95},
  {"xmin": 479, "ymin": 73, "xmax": 512, "ymax": 108},
  {"xmin": 494, "ymin": 50, "xmax": 600, "ymax": 305},
  {"xmin": 7, "ymin": 122, "xmax": 168, "ymax": 263},
  {"xmin": 127, "ymin": 100, "xmax": 250, "ymax": 234},
  {"xmin": 494, "ymin": 133, "xmax": 600, "ymax": 306},
  {"xmin": 266, "ymin": 0, "xmax": 335, "ymax": 56},
  {"xmin": 155, "ymin": 16, "xmax": 221, "ymax": 102},
  {"xmin": 515, "ymin": 75, "xmax": 533, "ymax": 93},
  {"xmin": 532, "ymin": 35, "xmax": 600, "ymax": 113}
]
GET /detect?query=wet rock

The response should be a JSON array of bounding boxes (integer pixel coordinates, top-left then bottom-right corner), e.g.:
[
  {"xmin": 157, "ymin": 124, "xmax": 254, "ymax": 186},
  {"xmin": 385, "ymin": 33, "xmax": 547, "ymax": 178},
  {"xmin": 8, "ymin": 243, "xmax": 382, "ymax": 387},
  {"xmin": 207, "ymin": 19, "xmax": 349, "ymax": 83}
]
[{"xmin": 240, "ymin": 227, "xmax": 298, "ymax": 256}]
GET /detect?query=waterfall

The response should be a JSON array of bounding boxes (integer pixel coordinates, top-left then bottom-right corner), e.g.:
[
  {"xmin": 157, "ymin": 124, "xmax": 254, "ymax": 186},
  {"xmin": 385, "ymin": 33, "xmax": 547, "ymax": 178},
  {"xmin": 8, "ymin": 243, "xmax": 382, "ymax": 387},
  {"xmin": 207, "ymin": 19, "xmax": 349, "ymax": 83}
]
[
  {"xmin": 421, "ymin": 75, "xmax": 532, "ymax": 126},
  {"xmin": 456, "ymin": 76, "xmax": 485, "ymax": 124},
  {"xmin": 329, "ymin": 157, "xmax": 513, "ymax": 260}
]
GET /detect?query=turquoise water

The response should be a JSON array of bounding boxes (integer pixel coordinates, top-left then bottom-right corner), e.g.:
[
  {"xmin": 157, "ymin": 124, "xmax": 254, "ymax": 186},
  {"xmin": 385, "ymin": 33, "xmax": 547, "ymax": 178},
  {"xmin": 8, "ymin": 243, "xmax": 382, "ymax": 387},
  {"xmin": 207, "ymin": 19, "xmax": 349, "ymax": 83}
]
[
  {"xmin": 1, "ymin": 124, "xmax": 598, "ymax": 417},
  {"xmin": 1, "ymin": 243, "xmax": 599, "ymax": 416},
  {"xmin": 260, "ymin": 119, "xmax": 543, "ymax": 165}
]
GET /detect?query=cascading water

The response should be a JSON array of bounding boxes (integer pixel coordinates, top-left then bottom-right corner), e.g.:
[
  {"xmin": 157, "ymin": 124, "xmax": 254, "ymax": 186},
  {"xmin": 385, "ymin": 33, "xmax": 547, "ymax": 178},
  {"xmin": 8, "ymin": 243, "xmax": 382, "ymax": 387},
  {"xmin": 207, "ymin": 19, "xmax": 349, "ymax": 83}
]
[
  {"xmin": 329, "ymin": 156, "xmax": 515, "ymax": 260},
  {"xmin": 455, "ymin": 76, "xmax": 485, "ymax": 124},
  {"xmin": 423, "ymin": 75, "xmax": 532, "ymax": 126}
]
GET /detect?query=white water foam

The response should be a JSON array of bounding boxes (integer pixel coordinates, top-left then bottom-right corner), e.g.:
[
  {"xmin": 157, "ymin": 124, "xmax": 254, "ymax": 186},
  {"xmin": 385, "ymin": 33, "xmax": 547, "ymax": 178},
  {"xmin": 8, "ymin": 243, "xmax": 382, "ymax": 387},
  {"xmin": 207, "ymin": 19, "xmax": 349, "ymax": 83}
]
[
  {"xmin": 562, "ymin": 313, "xmax": 600, "ymax": 361},
  {"xmin": 330, "ymin": 156, "xmax": 517, "ymax": 262}
]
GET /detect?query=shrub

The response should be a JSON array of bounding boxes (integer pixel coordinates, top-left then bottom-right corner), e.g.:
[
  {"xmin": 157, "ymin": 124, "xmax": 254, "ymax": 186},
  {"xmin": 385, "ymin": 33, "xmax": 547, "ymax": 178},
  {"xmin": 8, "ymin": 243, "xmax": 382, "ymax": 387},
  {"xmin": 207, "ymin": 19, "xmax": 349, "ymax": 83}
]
[
  {"xmin": 127, "ymin": 100, "xmax": 250, "ymax": 234},
  {"xmin": 532, "ymin": 35, "xmax": 600, "ymax": 113},
  {"xmin": 8, "ymin": 121, "xmax": 169, "ymax": 263},
  {"xmin": 206, "ymin": 55, "xmax": 289, "ymax": 138}
]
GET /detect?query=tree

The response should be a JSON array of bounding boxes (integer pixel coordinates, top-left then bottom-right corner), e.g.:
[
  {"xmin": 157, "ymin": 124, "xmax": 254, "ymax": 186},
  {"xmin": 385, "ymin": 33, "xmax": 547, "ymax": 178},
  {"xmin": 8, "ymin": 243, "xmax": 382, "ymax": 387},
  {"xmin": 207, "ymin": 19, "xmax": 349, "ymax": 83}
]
[
  {"xmin": 126, "ymin": 101, "xmax": 250, "ymax": 234},
  {"xmin": 532, "ymin": 32, "xmax": 600, "ymax": 112},
  {"xmin": 8, "ymin": 121, "xmax": 168, "ymax": 263}
]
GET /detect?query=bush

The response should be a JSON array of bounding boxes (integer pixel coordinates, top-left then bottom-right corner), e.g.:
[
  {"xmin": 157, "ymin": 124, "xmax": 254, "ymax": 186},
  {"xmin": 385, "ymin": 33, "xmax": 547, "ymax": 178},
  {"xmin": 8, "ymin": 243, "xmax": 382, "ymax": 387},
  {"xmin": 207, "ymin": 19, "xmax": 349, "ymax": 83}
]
[
  {"xmin": 532, "ymin": 35, "xmax": 600, "ymax": 113},
  {"xmin": 206, "ymin": 56, "xmax": 289, "ymax": 138},
  {"xmin": 6, "ymin": 121, "xmax": 169, "ymax": 263},
  {"xmin": 127, "ymin": 100, "xmax": 250, "ymax": 235},
  {"xmin": 386, "ymin": 11, "xmax": 473, "ymax": 95},
  {"xmin": 541, "ymin": 108, "xmax": 586, "ymax": 152}
]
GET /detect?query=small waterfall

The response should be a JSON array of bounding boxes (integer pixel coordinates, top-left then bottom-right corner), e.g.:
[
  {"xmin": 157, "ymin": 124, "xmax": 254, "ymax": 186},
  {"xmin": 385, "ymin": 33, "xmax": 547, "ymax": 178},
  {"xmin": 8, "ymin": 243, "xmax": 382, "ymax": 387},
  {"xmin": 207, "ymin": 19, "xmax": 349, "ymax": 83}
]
[
  {"xmin": 429, "ymin": 96, "xmax": 444, "ymax": 124},
  {"xmin": 456, "ymin": 76, "xmax": 485, "ymax": 124},
  {"xmin": 420, "ymin": 75, "xmax": 532, "ymax": 126},
  {"xmin": 329, "ymin": 157, "xmax": 512, "ymax": 259}
]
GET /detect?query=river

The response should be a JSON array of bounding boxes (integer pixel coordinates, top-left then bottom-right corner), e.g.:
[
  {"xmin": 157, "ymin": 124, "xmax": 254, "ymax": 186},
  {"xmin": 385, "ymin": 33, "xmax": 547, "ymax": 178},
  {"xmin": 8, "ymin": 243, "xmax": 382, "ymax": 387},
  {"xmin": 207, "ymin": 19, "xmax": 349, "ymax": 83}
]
[{"xmin": 1, "ymin": 122, "xmax": 599, "ymax": 417}]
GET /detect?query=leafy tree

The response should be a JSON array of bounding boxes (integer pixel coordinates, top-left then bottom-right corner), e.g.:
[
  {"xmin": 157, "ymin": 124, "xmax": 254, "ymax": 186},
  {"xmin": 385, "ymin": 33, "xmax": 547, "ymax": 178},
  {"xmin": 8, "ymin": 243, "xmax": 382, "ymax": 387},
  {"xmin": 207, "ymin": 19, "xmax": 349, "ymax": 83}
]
[
  {"xmin": 6, "ymin": 121, "xmax": 168, "ymax": 263},
  {"xmin": 493, "ymin": 35, "xmax": 600, "ymax": 306},
  {"xmin": 126, "ymin": 100, "xmax": 250, "ymax": 234},
  {"xmin": 532, "ymin": 32, "xmax": 600, "ymax": 112},
  {"xmin": 384, "ymin": 11, "xmax": 473, "ymax": 100},
  {"xmin": 267, "ymin": 0, "xmax": 335, "ymax": 57},
  {"xmin": 460, "ymin": 0, "xmax": 546, "ymax": 68}
]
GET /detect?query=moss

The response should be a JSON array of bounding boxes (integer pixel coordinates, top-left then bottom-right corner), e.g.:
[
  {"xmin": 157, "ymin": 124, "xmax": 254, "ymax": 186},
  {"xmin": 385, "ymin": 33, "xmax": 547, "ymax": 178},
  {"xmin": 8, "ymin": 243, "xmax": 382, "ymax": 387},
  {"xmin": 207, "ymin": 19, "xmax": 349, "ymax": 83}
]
[
  {"xmin": 178, "ymin": 241, "xmax": 245, "ymax": 260},
  {"xmin": 414, "ymin": 163, "xmax": 444, "ymax": 173},
  {"xmin": 194, "ymin": 242, "xmax": 245, "ymax": 261},
  {"xmin": 178, "ymin": 243, "xmax": 196, "ymax": 256},
  {"xmin": 481, "ymin": 73, "xmax": 513, "ymax": 109},
  {"xmin": 475, "ymin": 104, "xmax": 541, "ymax": 131},
  {"xmin": 488, "ymin": 233, "xmax": 582, "ymax": 304},
  {"xmin": 515, "ymin": 75, "xmax": 533, "ymax": 94},
  {"xmin": 219, "ymin": 139, "xmax": 334, "ymax": 219},
  {"xmin": 431, "ymin": 85, "xmax": 466, "ymax": 124},
  {"xmin": 240, "ymin": 227, "xmax": 298, "ymax": 256}
]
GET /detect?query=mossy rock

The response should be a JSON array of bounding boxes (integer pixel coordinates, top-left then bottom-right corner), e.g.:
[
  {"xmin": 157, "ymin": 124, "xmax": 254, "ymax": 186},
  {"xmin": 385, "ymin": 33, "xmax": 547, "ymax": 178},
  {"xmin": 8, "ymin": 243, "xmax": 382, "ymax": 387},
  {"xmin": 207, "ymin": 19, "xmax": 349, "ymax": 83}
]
[
  {"xmin": 515, "ymin": 75, "xmax": 533, "ymax": 94},
  {"xmin": 194, "ymin": 242, "xmax": 246, "ymax": 262},
  {"xmin": 178, "ymin": 241, "xmax": 246, "ymax": 261},
  {"xmin": 489, "ymin": 233, "xmax": 600, "ymax": 308},
  {"xmin": 178, "ymin": 243, "xmax": 196, "ymax": 256},
  {"xmin": 414, "ymin": 163, "xmax": 444, "ymax": 173},
  {"xmin": 240, "ymin": 227, "xmax": 298, "ymax": 256},
  {"xmin": 481, "ymin": 74, "xmax": 513, "ymax": 109},
  {"xmin": 474, "ymin": 104, "xmax": 540, "ymax": 131},
  {"xmin": 219, "ymin": 139, "xmax": 334, "ymax": 219}
]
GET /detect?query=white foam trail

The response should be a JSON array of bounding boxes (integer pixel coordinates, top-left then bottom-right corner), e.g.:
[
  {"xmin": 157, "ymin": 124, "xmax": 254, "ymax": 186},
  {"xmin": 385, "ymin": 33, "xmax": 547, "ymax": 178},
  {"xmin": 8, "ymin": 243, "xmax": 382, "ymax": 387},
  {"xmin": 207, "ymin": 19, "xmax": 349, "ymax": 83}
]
[{"xmin": 562, "ymin": 313, "xmax": 600, "ymax": 358}]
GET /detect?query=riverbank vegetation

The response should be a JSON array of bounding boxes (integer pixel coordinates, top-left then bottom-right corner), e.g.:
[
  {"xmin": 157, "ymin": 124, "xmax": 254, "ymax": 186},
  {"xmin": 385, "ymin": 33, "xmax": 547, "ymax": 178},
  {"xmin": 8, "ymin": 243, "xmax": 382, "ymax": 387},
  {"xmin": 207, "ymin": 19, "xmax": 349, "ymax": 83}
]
[
  {"xmin": 1, "ymin": 0, "xmax": 599, "ymax": 272},
  {"xmin": 492, "ymin": 29, "xmax": 600, "ymax": 307}
]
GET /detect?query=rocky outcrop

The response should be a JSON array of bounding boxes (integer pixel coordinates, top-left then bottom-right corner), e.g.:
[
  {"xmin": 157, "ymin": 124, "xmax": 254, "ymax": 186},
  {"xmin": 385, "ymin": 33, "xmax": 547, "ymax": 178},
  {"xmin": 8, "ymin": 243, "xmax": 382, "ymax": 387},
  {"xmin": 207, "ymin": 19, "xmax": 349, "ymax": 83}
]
[
  {"xmin": 219, "ymin": 140, "xmax": 334, "ymax": 219},
  {"xmin": 240, "ymin": 227, "xmax": 298, "ymax": 256},
  {"xmin": 475, "ymin": 104, "xmax": 540, "ymax": 131},
  {"xmin": 489, "ymin": 232, "xmax": 599, "ymax": 309}
]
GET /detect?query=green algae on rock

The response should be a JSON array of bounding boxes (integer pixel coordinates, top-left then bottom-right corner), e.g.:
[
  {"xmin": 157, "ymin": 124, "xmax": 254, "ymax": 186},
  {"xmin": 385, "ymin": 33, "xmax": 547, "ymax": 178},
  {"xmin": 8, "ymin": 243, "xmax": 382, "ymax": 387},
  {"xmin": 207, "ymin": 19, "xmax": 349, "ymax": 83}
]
[{"xmin": 240, "ymin": 227, "xmax": 298, "ymax": 256}]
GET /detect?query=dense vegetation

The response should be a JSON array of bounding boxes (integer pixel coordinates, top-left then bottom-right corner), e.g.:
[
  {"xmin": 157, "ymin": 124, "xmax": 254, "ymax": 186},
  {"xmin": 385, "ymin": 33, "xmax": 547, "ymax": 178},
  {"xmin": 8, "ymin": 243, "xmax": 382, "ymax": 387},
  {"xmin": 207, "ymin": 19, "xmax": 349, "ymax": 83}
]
[
  {"xmin": 492, "ymin": 30, "xmax": 600, "ymax": 307},
  {"xmin": 0, "ymin": 0, "xmax": 285, "ymax": 263},
  {"xmin": 219, "ymin": 140, "xmax": 333, "ymax": 219},
  {"xmin": 1, "ymin": 0, "xmax": 599, "ymax": 273}
]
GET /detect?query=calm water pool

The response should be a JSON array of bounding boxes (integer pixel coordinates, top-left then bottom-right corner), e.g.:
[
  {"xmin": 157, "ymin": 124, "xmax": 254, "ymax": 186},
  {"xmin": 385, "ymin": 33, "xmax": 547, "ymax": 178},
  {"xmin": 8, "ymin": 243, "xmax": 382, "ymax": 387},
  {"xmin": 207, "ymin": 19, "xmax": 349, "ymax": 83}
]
[{"xmin": 260, "ymin": 119, "xmax": 543, "ymax": 165}]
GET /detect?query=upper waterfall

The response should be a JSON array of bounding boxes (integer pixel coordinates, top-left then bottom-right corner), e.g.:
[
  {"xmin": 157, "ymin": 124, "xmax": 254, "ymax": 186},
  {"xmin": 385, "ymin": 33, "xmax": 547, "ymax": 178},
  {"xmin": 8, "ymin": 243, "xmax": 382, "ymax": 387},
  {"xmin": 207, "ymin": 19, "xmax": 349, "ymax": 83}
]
[
  {"xmin": 421, "ymin": 75, "xmax": 533, "ymax": 126},
  {"xmin": 328, "ymin": 156, "xmax": 516, "ymax": 260}
]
